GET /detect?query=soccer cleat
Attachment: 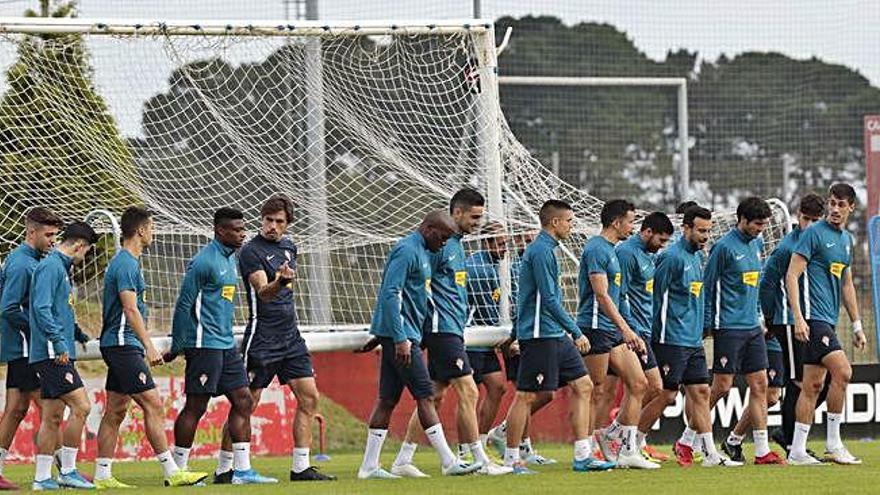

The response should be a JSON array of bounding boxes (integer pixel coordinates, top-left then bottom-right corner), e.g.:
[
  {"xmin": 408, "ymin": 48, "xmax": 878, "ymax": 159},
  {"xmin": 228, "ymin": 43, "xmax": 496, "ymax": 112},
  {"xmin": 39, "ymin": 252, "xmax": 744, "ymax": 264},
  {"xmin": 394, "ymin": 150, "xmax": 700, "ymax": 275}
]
[
  {"xmin": 642, "ymin": 445, "xmax": 669, "ymax": 462},
  {"xmin": 510, "ymin": 461, "xmax": 537, "ymax": 475},
  {"xmin": 825, "ymin": 446, "xmax": 862, "ymax": 465},
  {"xmin": 58, "ymin": 470, "xmax": 97, "ymax": 489},
  {"xmin": 616, "ymin": 451, "xmax": 661, "ymax": 469},
  {"xmin": 0, "ymin": 475, "xmax": 19, "ymax": 490},
  {"xmin": 572, "ymin": 457, "xmax": 616, "ymax": 472},
  {"xmin": 357, "ymin": 467, "xmax": 400, "ymax": 479},
  {"xmin": 523, "ymin": 452, "xmax": 558, "ymax": 465},
  {"xmin": 94, "ymin": 477, "xmax": 137, "ymax": 489},
  {"xmin": 390, "ymin": 464, "xmax": 429, "ymax": 478},
  {"xmin": 594, "ymin": 430, "xmax": 619, "ymax": 461},
  {"xmin": 476, "ymin": 462, "xmax": 514, "ymax": 476},
  {"xmin": 788, "ymin": 453, "xmax": 826, "ymax": 466},
  {"xmin": 755, "ymin": 451, "xmax": 786, "ymax": 465},
  {"xmin": 213, "ymin": 470, "xmax": 233, "ymax": 484},
  {"xmin": 53, "ymin": 456, "xmax": 93, "ymax": 483},
  {"xmin": 721, "ymin": 438, "xmax": 745, "ymax": 463},
  {"xmin": 164, "ymin": 470, "xmax": 209, "ymax": 487},
  {"xmin": 231, "ymin": 469, "xmax": 278, "ymax": 484},
  {"xmin": 487, "ymin": 427, "xmax": 506, "ymax": 458},
  {"xmin": 32, "ymin": 479, "xmax": 61, "ymax": 491},
  {"xmin": 702, "ymin": 455, "xmax": 743, "ymax": 468},
  {"xmin": 441, "ymin": 461, "xmax": 480, "ymax": 476},
  {"xmin": 673, "ymin": 441, "xmax": 694, "ymax": 467},
  {"xmin": 290, "ymin": 466, "xmax": 337, "ymax": 481}
]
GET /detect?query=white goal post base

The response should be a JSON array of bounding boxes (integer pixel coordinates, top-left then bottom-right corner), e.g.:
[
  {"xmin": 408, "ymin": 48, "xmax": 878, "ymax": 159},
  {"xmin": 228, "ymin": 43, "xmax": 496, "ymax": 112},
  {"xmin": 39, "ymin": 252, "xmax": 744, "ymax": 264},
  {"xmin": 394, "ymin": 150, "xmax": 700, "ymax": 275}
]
[{"xmin": 66, "ymin": 327, "xmax": 512, "ymax": 361}]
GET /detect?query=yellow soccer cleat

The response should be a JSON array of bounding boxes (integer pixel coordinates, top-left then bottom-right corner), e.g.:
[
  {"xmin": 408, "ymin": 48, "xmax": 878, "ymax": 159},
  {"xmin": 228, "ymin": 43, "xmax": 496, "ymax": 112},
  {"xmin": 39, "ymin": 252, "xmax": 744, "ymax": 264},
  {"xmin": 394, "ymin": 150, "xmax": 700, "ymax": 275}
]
[
  {"xmin": 164, "ymin": 470, "xmax": 209, "ymax": 487},
  {"xmin": 94, "ymin": 476, "xmax": 137, "ymax": 490}
]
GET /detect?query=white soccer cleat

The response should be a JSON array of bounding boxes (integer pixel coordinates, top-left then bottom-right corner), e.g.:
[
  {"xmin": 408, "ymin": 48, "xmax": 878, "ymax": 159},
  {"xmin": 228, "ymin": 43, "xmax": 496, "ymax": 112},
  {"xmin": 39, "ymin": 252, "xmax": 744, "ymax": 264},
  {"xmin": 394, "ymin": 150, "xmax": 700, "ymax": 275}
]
[
  {"xmin": 825, "ymin": 446, "xmax": 862, "ymax": 465},
  {"xmin": 702, "ymin": 454, "xmax": 743, "ymax": 468},
  {"xmin": 476, "ymin": 462, "xmax": 514, "ymax": 476},
  {"xmin": 357, "ymin": 467, "xmax": 401, "ymax": 479},
  {"xmin": 441, "ymin": 461, "xmax": 480, "ymax": 476},
  {"xmin": 615, "ymin": 451, "xmax": 661, "ymax": 469},
  {"xmin": 787, "ymin": 453, "xmax": 826, "ymax": 466},
  {"xmin": 390, "ymin": 463, "xmax": 430, "ymax": 478}
]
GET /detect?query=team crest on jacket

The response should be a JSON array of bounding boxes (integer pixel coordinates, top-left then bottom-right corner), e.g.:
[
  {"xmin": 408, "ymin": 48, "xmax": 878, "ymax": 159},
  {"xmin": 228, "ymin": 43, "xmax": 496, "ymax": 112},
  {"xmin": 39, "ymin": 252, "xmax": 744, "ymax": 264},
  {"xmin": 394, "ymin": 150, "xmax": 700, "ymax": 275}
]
[
  {"xmin": 822, "ymin": 336, "xmax": 830, "ymax": 347},
  {"xmin": 455, "ymin": 358, "xmax": 464, "ymax": 370},
  {"xmin": 536, "ymin": 373, "xmax": 544, "ymax": 385},
  {"xmin": 139, "ymin": 372, "xmax": 147, "ymax": 384},
  {"xmin": 719, "ymin": 356, "xmax": 729, "ymax": 368},
  {"xmin": 64, "ymin": 372, "xmax": 74, "ymax": 384},
  {"xmin": 199, "ymin": 373, "xmax": 208, "ymax": 386}
]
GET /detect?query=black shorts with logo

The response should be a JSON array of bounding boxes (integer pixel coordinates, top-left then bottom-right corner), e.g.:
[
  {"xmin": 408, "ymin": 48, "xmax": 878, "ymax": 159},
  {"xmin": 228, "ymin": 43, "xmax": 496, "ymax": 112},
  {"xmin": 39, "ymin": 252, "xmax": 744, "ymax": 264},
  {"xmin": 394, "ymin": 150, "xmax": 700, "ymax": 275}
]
[
  {"xmin": 423, "ymin": 333, "xmax": 473, "ymax": 383},
  {"xmin": 184, "ymin": 348, "xmax": 249, "ymax": 397},
  {"xmin": 5, "ymin": 357, "xmax": 40, "ymax": 392},
  {"xmin": 102, "ymin": 345, "xmax": 156, "ymax": 395},
  {"xmin": 378, "ymin": 337, "xmax": 434, "ymax": 401},
  {"xmin": 466, "ymin": 350, "xmax": 502, "ymax": 385},
  {"xmin": 32, "ymin": 359, "xmax": 83, "ymax": 399},
  {"xmin": 516, "ymin": 337, "xmax": 588, "ymax": 392}
]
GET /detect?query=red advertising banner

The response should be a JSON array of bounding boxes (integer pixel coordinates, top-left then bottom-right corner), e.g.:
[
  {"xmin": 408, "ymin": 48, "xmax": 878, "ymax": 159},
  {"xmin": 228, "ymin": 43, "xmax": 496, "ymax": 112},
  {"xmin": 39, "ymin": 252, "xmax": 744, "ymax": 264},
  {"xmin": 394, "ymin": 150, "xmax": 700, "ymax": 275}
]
[{"xmin": 866, "ymin": 115, "xmax": 880, "ymax": 217}]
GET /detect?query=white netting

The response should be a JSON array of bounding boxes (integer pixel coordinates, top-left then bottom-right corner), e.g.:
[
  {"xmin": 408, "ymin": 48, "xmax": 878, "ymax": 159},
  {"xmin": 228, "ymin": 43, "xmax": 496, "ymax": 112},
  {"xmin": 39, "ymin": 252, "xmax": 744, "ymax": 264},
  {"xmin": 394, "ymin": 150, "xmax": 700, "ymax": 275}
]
[{"xmin": 0, "ymin": 22, "xmax": 790, "ymax": 338}]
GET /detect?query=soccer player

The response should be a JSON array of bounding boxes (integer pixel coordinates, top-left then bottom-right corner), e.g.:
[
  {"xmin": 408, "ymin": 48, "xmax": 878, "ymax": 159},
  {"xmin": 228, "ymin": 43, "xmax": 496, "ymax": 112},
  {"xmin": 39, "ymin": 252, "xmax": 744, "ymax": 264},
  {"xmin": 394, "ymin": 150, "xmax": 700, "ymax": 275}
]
[
  {"xmin": 357, "ymin": 210, "xmax": 477, "ymax": 479},
  {"xmin": 29, "ymin": 222, "xmax": 98, "ymax": 490},
  {"xmin": 486, "ymin": 231, "xmax": 557, "ymax": 466},
  {"xmin": 785, "ymin": 183, "xmax": 866, "ymax": 465},
  {"xmin": 503, "ymin": 200, "xmax": 614, "ymax": 473},
  {"xmin": 464, "ymin": 222, "xmax": 510, "ymax": 447},
  {"xmin": 215, "ymin": 196, "xmax": 336, "ymax": 482},
  {"xmin": 0, "ymin": 208, "xmax": 63, "ymax": 490},
  {"xmin": 168, "ymin": 208, "xmax": 277, "ymax": 484},
  {"xmin": 617, "ymin": 212, "xmax": 674, "ymax": 460},
  {"xmin": 703, "ymin": 197, "xmax": 785, "ymax": 465},
  {"xmin": 646, "ymin": 206, "xmax": 740, "ymax": 467},
  {"xmin": 723, "ymin": 193, "xmax": 824, "ymax": 461},
  {"xmin": 579, "ymin": 200, "xmax": 655, "ymax": 469},
  {"xmin": 94, "ymin": 207, "xmax": 208, "ymax": 488},
  {"xmin": 392, "ymin": 189, "xmax": 510, "ymax": 477}
]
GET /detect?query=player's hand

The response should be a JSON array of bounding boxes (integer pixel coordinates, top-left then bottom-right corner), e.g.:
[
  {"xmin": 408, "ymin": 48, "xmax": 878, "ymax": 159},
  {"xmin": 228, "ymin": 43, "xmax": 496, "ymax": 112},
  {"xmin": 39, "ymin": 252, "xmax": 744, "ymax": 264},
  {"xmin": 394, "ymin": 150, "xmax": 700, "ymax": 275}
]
[
  {"xmin": 573, "ymin": 335, "xmax": 591, "ymax": 355},
  {"xmin": 54, "ymin": 352, "xmax": 70, "ymax": 365},
  {"xmin": 395, "ymin": 340, "xmax": 412, "ymax": 367},
  {"xmin": 354, "ymin": 336, "xmax": 381, "ymax": 354},
  {"xmin": 276, "ymin": 261, "xmax": 296, "ymax": 282},
  {"xmin": 162, "ymin": 351, "xmax": 179, "ymax": 363},
  {"xmin": 622, "ymin": 327, "xmax": 645, "ymax": 354},
  {"xmin": 145, "ymin": 346, "xmax": 164, "ymax": 367},
  {"xmin": 794, "ymin": 317, "xmax": 810, "ymax": 343},
  {"xmin": 508, "ymin": 339, "xmax": 520, "ymax": 357},
  {"xmin": 853, "ymin": 330, "xmax": 867, "ymax": 351}
]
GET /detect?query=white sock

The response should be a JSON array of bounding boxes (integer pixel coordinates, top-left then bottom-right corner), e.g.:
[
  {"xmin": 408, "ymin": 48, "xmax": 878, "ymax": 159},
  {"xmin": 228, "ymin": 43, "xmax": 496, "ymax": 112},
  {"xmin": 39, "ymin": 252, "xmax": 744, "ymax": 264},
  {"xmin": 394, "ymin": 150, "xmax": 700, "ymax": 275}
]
[
  {"xmin": 470, "ymin": 441, "xmax": 491, "ymax": 465},
  {"xmin": 232, "ymin": 442, "xmax": 251, "ymax": 472},
  {"xmin": 292, "ymin": 447, "xmax": 310, "ymax": 473},
  {"xmin": 605, "ymin": 420, "xmax": 622, "ymax": 440},
  {"xmin": 791, "ymin": 422, "xmax": 811, "ymax": 458},
  {"xmin": 360, "ymin": 428, "xmax": 387, "ymax": 473},
  {"xmin": 574, "ymin": 437, "xmax": 593, "ymax": 461},
  {"xmin": 698, "ymin": 432, "xmax": 719, "ymax": 459},
  {"xmin": 458, "ymin": 443, "xmax": 470, "ymax": 459},
  {"xmin": 479, "ymin": 433, "xmax": 489, "ymax": 447},
  {"xmin": 172, "ymin": 446, "xmax": 191, "ymax": 470},
  {"xmin": 826, "ymin": 413, "xmax": 843, "ymax": 451},
  {"xmin": 727, "ymin": 431, "xmax": 745, "ymax": 446},
  {"xmin": 519, "ymin": 437, "xmax": 533, "ymax": 454},
  {"xmin": 636, "ymin": 431, "xmax": 647, "ymax": 449},
  {"xmin": 94, "ymin": 457, "xmax": 112, "ymax": 481},
  {"xmin": 0, "ymin": 448, "xmax": 7, "ymax": 474},
  {"xmin": 503, "ymin": 447, "xmax": 519, "ymax": 467},
  {"xmin": 156, "ymin": 451, "xmax": 179, "ymax": 478},
  {"xmin": 620, "ymin": 426, "xmax": 638, "ymax": 456},
  {"xmin": 35, "ymin": 454, "xmax": 54, "ymax": 482},
  {"xmin": 216, "ymin": 450, "xmax": 234, "ymax": 475},
  {"xmin": 60, "ymin": 446, "xmax": 78, "ymax": 475},
  {"xmin": 680, "ymin": 427, "xmax": 697, "ymax": 448},
  {"xmin": 393, "ymin": 441, "xmax": 418, "ymax": 468},
  {"xmin": 753, "ymin": 429, "xmax": 770, "ymax": 457},
  {"xmin": 424, "ymin": 423, "xmax": 457, "ymax": 468}
]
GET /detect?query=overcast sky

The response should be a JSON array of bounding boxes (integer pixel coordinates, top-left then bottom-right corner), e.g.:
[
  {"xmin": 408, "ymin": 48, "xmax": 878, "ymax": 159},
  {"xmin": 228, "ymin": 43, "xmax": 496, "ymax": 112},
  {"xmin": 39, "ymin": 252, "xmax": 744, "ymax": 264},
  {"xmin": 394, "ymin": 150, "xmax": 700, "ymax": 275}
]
[{"xmin": 1, "ymin": 0, "xmax": 877, "ymax": 136}]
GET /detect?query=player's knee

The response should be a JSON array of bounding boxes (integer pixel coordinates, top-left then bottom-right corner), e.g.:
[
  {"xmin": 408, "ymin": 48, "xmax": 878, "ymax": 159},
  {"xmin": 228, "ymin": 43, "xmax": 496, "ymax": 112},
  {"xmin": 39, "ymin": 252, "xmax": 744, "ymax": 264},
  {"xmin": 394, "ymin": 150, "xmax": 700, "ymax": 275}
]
[
  {"xmin": 832, "ymin": 363, "xmax": 852, "ymax": 385},
  {"xmin": 6, "ymin": 402, "xmax": 30, "ymax": 424},
  {"xmin": 71, "ymin": 401, "xmax": 91, "ymax": 420},
  {"xmin": 184, "ymin": 398, "xmax": 209, "ymax": 417},
  {"xmin": 298, "ymin": 391, "xmax": 319, "ymax": 416},
  {"xmin": 571, "ymin": 377, "xmax": 592, "ymax": 398},
  {"xmin": 486, "ymin": 382, "xmax": 506, "ymax": 401},
  {"xmin": 233, "ymin": 394, "xmax": 254, "ymax": 415},
  {"xmin": 629, "ymin": 374, "xmax": 648, "ymax": 396},
  {"xmin": 767, "ymin": 389, "xmax": 781, "ymax": 408},
  {"xmin": 458, "ymin": 380, "xmax": 479, "ymax": 405},
  {"xmin": 802, "ymin": 379, "xmax": 823, "ymax": 397},
  {"xmin": 749, "ymin": 378, "xmax": 768, "ymax": 397},
  {"xmin": 663, "ymin": 390, "xmax": 678, "ymax": 406}
]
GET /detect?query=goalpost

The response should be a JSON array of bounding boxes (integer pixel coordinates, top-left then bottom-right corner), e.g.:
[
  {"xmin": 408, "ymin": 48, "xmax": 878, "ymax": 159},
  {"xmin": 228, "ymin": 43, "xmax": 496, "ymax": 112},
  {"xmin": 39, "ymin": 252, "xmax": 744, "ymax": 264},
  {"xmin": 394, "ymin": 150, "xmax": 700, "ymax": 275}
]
[{"xmin": 0, "ymin": 17, "xmax": 791, "ymax": 360}]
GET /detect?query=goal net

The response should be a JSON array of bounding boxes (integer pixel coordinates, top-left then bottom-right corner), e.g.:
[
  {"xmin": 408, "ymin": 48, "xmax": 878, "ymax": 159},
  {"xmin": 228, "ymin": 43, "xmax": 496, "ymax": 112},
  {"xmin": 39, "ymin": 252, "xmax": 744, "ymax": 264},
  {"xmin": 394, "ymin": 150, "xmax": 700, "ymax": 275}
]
[{"xmin": 0, "ymin": 18, "xmax": 790, "ymax": 346}]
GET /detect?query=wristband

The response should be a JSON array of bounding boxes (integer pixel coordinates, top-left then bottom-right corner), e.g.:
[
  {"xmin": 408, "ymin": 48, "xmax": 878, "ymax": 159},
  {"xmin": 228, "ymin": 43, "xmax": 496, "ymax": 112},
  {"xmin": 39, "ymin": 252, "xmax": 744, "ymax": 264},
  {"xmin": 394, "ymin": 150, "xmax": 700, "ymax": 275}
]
[{"xmin": 853, "ymin": 320, "xmax": 864, "ymax": 334}]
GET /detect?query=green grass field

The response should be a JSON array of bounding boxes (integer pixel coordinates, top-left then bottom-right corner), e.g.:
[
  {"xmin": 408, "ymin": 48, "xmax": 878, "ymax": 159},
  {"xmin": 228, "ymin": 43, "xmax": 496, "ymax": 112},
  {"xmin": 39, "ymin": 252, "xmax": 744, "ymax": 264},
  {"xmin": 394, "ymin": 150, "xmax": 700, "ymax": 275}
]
[{"xmin": 2, "ymin": 441, "xmax": 878, "ymax": 494}]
